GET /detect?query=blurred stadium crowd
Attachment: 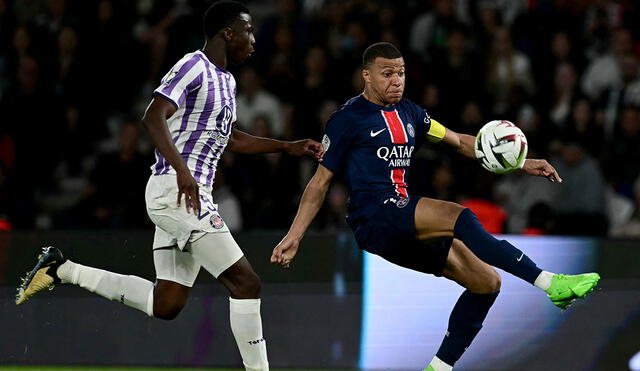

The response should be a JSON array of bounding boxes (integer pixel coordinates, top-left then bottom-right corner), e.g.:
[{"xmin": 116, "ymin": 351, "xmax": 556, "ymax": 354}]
[{"xmin": 0, "ymin": 0, "xmax": 639, "ymax": 237}]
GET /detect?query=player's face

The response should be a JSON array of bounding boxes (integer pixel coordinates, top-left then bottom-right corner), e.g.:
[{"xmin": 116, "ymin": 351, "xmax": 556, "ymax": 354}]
[
  {"xmin": 228, "ymin": 13, "xmax": 255, "ymax": 64},
  {"xmin": 363, "ymin": 57, "xmax": 405, "ymax": 106}
]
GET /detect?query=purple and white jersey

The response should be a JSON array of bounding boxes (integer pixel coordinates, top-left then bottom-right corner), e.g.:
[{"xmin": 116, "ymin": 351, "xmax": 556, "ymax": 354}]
[{"xmin": 152, "ymin": 50, "xmax": 236, "ymax": 188}]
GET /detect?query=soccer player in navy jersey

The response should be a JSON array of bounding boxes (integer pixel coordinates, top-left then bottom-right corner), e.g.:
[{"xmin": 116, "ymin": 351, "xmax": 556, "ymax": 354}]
[
  {"xmin": 271, "ymin": 42, "xmax": 600, "ymax": 371},
  {"xmin": 15, "ymin": 2, "xmax": 322, "ymax": 370}
]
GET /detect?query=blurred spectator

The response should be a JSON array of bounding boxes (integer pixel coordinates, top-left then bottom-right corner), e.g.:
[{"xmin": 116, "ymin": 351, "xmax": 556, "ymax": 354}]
[
  {"xmin": 64, "ymin": 121, "xmax": 150, "ymax": 228},
  {"xmin": 485, "ymin": 27, "xmax": 535, "ymax": 116},
  {"xmin": 430, "ymin": 27, "xmax": 484, "ymax": 119},
  {"xmin": 264, "ymin": 22, "xmax": 299, "ymax": 103},
  {"xmin": 551, "ymin": 142, "xmax": 607, "ymax": 235},
  {"xmin": 611, "ymin": 175, "xmax": 640, "ymax": 237},
  {"xmin": 555, "ymin": 97, "xmax": 603, "ymax": 158},
  {"xmin": 236, "ymin": 67, "xmax": 285, "ymax": 137},
  {"xmin": 598, "ymin": 54, "xmax": 640, "ymax": 139},
  {"xmin": 606, "ymin": 105, "xmax": 640, "ymax": 197},
  {"xmin": 409, "ymin": 0, "xmax": 464, "ymax": 63},
  {"xmin": 495, "ymin": 169, "xmax": 555, "ymax": 234},
  {"xmin": 581, "ymin": 28, "xmax": 635, "ymax": 102},
  {"xmin": 0, "ymin": 56, "xmax": 58, "ymax": 227},
  {"xmin": 546, "ymin": 62, "xmax": 580, "ymax": 129},
  {"xmin": 291, "ymin": 45, "xmax": 334, "ymax": 140},
  {"xmin": 233, "ymin": 115, "xmax": 301, "ymax": 229}
]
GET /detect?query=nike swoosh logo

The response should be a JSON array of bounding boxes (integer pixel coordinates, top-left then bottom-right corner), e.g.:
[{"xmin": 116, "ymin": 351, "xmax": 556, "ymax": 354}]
[
  {"xmin": 517, "ymin": 253, "xmax": 524, "ymax": 262},
  {"xmin": 370, "ymin": 128, "xmax": 386, "ymax": 137}
]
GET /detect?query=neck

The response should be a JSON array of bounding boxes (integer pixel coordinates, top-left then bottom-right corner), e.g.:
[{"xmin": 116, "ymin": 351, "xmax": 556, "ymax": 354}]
[
  {"xmin": 363, "ymin": 89, "xmax": 391, "ymax": 107},
  {"xmin": 202, "ymin": 37, "xmax": 228, "ymax": 69}
]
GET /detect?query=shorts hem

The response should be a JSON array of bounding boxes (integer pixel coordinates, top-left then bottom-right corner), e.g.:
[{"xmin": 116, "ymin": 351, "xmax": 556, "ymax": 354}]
[{"xmin": 155, "ymin": 275, "xmax": 196, "ymax": 288}]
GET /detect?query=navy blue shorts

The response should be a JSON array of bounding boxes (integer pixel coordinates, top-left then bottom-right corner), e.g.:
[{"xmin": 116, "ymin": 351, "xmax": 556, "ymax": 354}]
[{"xmin": 349, "ymin": 196, "xmax": 452, "ymax": 276}]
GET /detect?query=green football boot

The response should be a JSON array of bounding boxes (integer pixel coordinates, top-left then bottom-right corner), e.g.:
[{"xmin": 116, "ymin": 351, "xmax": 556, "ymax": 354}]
[
  {"xmin": 545, "ymin": 273, "xmax": 600, "ymax": 310},
  {"xmin": 423, "ymin": 366, "xmax": 436, "ymax": 371}
]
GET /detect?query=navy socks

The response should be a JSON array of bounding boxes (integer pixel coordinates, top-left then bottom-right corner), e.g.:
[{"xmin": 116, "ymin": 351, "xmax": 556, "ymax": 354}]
[
  {"xmin": 453, "ymin": 208, "xmax": 542, "ymax": 284},
  {"xmin": 436, "ymin": 290, "xmax": 499, "ymax": 366}
]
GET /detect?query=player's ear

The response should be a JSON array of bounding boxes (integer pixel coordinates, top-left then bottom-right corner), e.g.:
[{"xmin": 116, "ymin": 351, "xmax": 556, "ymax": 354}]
[
  {"xmin": 222, "ymin": 27, "xmax": 234, "ymax": 42},
  {"xmin": 362, "ymin": 68, "xmax": 370, "ymax": 83}
]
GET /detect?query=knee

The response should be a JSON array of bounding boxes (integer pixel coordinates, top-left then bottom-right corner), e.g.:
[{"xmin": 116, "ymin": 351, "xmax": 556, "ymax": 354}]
[
  {"xmin": 484, "ymin": 270, "xmax": 501, "ymax": 293},
  {"xmin": 231, "ymin": 271, "xmax": 262, "ymax": 299},
  {"xmin": 153, "ymin": 302, "xmax": 184, "ymax": 321}
]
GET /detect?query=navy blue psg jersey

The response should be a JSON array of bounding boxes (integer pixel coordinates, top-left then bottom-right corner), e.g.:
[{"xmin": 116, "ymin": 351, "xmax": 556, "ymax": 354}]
[{"xmin": 321, "ymin": 95, "xmax": 433, "ymax": 219}]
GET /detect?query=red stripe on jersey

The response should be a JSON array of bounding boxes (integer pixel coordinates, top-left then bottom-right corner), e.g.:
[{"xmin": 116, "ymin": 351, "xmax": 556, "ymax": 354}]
[
  {"xmin": 391, "ymin": 169, "xmax": 408, "ymax": 198},
  {"xmin": 381, "ymin": 110, "xmax": 408, "ymax": 144}
]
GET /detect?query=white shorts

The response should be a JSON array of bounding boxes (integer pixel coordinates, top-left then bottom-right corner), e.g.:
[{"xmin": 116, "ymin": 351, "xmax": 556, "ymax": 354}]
[
  {"xmin": 146, "ymin": 174, "xmax": 244, "ymax": 284},
  {"xmin": 146, "ymin": 174, "xmax": 229, "ymax": 249},
  {"xmin": 153, "ymin": 232, "xmax": 243, "ymax": 285}
]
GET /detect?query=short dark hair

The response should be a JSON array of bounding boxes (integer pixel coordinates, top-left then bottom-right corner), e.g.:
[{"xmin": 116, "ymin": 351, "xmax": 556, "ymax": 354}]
[
  {"xmin": 362, "ymin": 42, "xmax": 402, "ymax": 68},
  {"xmin": 203, "ymin": 0, "xmax": 250, "ymax": 39}
]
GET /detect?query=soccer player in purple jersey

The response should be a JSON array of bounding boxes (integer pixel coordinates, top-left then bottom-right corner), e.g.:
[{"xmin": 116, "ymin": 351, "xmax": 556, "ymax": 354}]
[
  {"xmin": 15, "ymin": 2, "xmax": 322, "ymax": 370},
  {"xmin": 271, "ymin": 42, "xmax": 600, "ymax": 371}
]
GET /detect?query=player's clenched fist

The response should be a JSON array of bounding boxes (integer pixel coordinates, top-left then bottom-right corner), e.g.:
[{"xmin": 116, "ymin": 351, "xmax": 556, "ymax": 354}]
[
  {"xmin": 285, "ymin": 139, "xmax": 324, "ymax": 161},
  {"xmin": 271, "ymin": 235, "xmax": 300, "ymax": 268}
]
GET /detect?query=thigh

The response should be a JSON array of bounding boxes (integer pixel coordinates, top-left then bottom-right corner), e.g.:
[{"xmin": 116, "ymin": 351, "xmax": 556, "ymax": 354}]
[
  {"xmin": 189, "ymin": 231, "xmax": 244, "ymax": 278},
  {"xmin": 442, "ymin": 239, "xmax": 500, "ymax": 294},
  {"xmin": 153, "ymin": 246, "xmax": 201, "ymax": 287},
  {"xmin": 414, "ymin": 197, "xmax": 465, "ymax": 240},
  {"xmin": 154, "ymin": 279, "xmax": 191, "ymax": 313},
  {"xmin": 380, "ymin": 237, "xmax": 453, "ymax": 277}
]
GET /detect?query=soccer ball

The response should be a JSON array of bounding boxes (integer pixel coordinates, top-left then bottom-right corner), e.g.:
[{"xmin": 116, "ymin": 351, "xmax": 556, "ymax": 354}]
[{"xmin": 474, "ymin": 120, "xmax": 528, "ymax": 174}]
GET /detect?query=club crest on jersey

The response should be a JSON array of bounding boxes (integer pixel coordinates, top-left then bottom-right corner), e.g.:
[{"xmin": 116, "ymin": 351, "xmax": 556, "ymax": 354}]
[
  {"xmin": 407, "ymin": 123, "xmax": 415, "ymax": 138},
  {"xmin": 164, "ymin": 69, "xmax": 179, "ymax": 84},
  {"xmin": 396, "ymin": 197, "xmax": 409, "ymax": 208},
  {"xmin": 322, "ymin": 134, "xmax": 331, "ymax": 152},
  {"xmin": 210, "ymin": 214, "xmax": 225, "ymax": 229}
]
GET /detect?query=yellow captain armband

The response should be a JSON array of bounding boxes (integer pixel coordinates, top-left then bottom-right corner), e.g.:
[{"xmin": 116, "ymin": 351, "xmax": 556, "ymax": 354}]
[{"xmin": 426, "ymin": 118, "xmax": 446, "ymax": 143}]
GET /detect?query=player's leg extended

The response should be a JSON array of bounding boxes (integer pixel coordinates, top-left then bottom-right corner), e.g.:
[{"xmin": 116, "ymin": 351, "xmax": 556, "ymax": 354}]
[
  {"xmin": 190, "ymin": 233, "xmax": 269, "ymax": 371},
  {"xmin": 414, "ymin": 198, "xmax": 600, "ymax": 309},
  {"xmin": 414, "ymin": 198, "xmax": 541, "ymax": 283},
  {"xmin": 16, "ymin": 246, "xmax": 155, "ymax": 316},
  {"xmin": 425, "ymin": 239, "xmax": 500, "ymax": 371}
]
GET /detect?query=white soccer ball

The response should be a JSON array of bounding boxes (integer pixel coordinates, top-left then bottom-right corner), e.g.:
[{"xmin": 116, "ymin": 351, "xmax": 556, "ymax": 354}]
[{"xmin": 474, "ymin": 120, "xmax": 528, "ymax": 174}]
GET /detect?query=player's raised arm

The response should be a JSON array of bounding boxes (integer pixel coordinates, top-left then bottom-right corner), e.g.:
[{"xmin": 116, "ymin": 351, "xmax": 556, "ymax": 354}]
[
  {"xmin": 438, "ymin": 120, "xmax": 563, "ymax": 183},
  {"xmin": 271, "ymin": 164, "xmax": 333, "ymax": 268},
  {"xmin": 142, "ymin": 97, "xmax": 201, "ymax": 215},
  {"xmin": 227, "ymin": 128, "xmax": 324, "ymax": 160}
]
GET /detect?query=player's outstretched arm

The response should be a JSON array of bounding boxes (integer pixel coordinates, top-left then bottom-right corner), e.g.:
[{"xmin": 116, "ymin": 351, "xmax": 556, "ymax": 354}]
[
  {"xmin": 441, "ymin": 125, "xmax": 563, "ymax": 183},
  {"xmin": 271, "ymin": 164, "xmax": 333, "ymax": 268},
  {"xmin": 227, "ymin": 128, "xmax": 324, "ymax": 160},
  {"xmin": 142, "ymin": 97, "xmax": 201, "ymax": 214},
  {"xmin": 520, "ymin": 159, "xmax": 563, "ymax": 183},
  {"xmin": 440, "ymin": 126, "xmax": 477, "ymax": 160}
]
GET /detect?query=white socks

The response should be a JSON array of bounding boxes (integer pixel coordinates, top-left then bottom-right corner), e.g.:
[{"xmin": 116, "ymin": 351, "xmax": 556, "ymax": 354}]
[
  {"xmin": 534, "ymin": 270, "xmax": 555, "ymax": 291},
  {"xmin": 429, "ymin": 356, "xmax": 453, "ymax": 371},
  {"xmin": 57, "ymin": 260, "xmax": 154, "ymax": 316},
  {"xmin": 229, "ymin": 298, "xmax": 269, "ymax": 371}
]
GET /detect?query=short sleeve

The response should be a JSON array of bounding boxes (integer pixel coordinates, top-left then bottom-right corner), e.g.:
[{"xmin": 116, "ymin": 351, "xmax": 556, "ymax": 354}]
[
  {"xmin": 404, "ymin": 100, "xmax": 431, "ymax": 147},
  {"xmin": 320, "ymin": 114, "xmax": 353, "ymax": 174},
  {"xmin": 153, "ymin": 56, "xmax": 204, "ymax": 109}
]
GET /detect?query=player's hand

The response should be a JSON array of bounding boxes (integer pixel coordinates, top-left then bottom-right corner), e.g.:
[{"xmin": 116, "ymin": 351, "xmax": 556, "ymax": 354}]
[
  {"xmin": 521, "ymin": 159, "xmax": 563, "ymax": 183},
  {"xmin": 286, "ymin": 139, "xmax": 324, "ymax": 161},
  {"xmin": 176, "ymin": 169, "xmax": 201, "ymax": 214},
  {"xmin": 270, "ymin": 234, "xmax": 300, "ymax": 268}
]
